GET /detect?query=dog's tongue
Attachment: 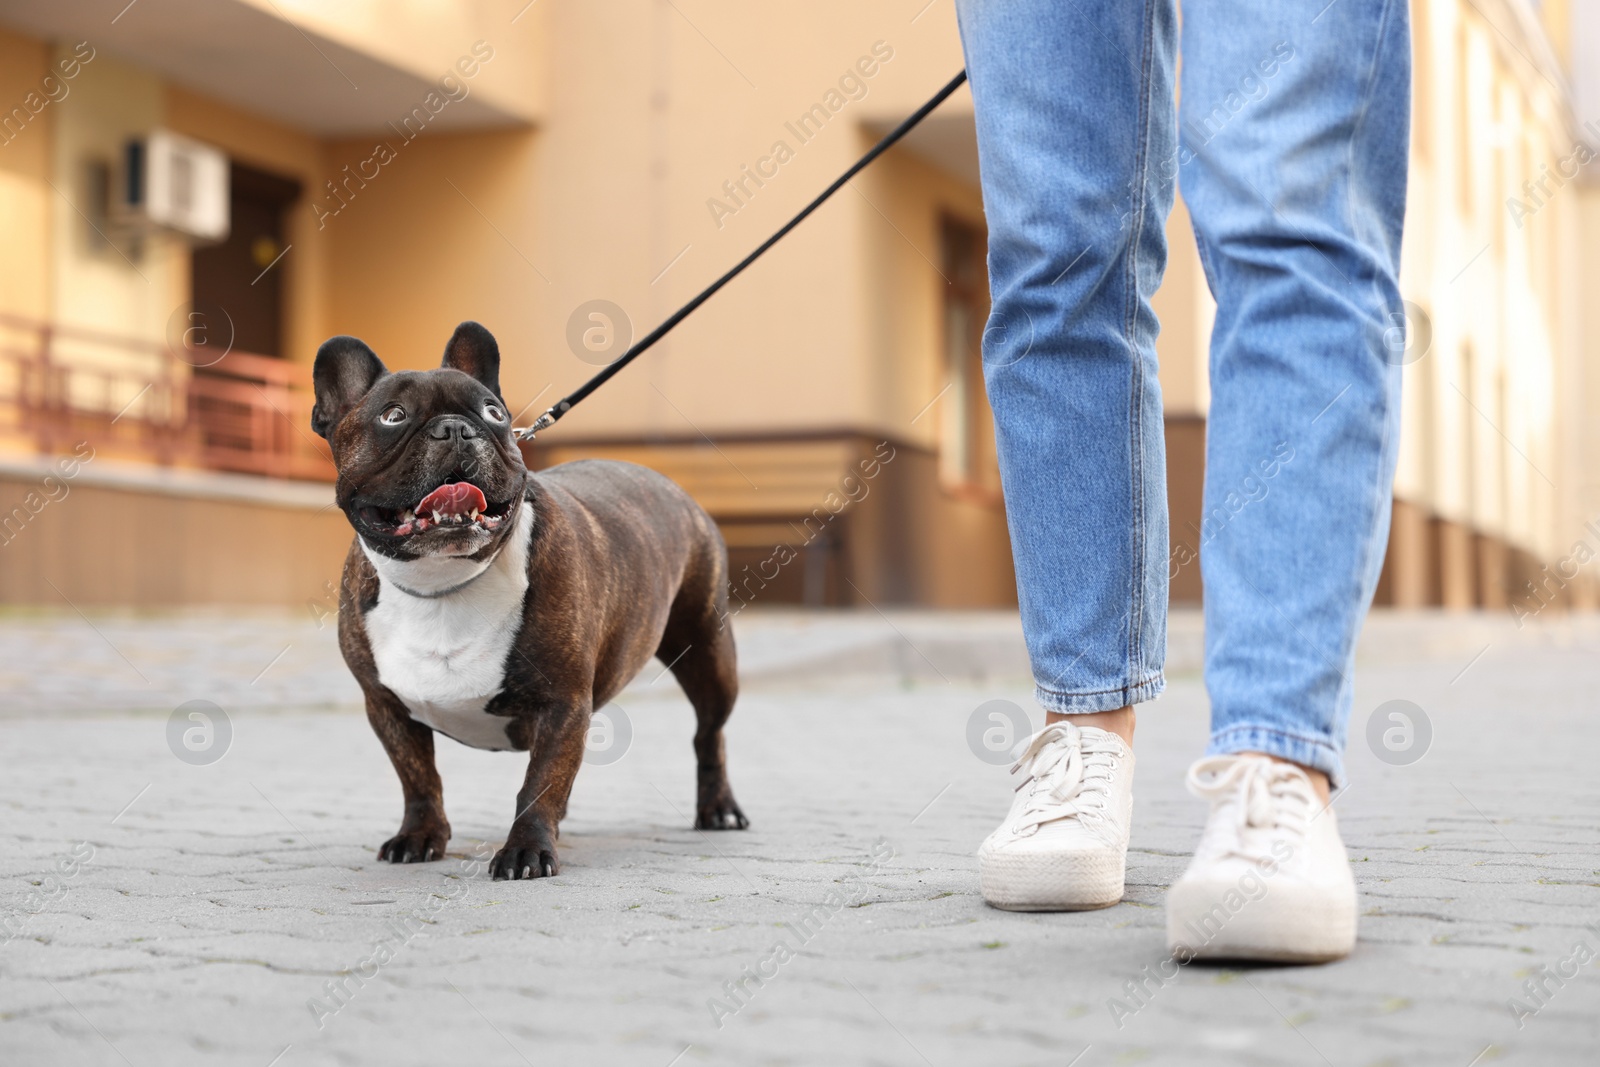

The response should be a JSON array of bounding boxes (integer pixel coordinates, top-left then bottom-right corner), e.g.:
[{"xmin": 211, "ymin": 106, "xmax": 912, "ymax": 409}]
[{"xmin": 416, "ymin": 482, "xmax": 487, "ymax": 518}]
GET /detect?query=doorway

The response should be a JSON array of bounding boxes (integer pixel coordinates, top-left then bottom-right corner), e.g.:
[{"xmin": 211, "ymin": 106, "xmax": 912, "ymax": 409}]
[
  {"xmin": 188, "ymin": 161, "xmax": 302, "ymax": 471},
  {"xmin": 191, "ymin": 161, "xmax": 300, "ymax": 357}
]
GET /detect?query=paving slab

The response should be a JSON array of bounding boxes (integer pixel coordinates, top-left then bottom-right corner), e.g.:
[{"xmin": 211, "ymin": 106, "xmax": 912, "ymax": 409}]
[{"xmin": 1, "ymin": 607, "xmax": 1597, "ymax": 1066}]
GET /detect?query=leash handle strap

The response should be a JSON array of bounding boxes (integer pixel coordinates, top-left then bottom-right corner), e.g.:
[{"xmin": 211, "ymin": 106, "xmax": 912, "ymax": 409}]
[{"xmin": 516, "ymin": 68, "xmax": 970, "ymax": 441}]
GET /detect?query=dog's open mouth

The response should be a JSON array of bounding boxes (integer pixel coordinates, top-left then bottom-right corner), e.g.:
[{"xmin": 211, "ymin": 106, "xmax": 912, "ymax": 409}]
[{"xmin": 358, "ymin": 481, "xmax": 515, "ymax": 537}]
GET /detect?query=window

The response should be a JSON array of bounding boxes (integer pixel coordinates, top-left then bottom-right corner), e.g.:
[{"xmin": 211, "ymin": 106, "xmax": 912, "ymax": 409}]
[{"xmin": 938, "ymin": 216, "xmax": 1001, "ymax": 499}]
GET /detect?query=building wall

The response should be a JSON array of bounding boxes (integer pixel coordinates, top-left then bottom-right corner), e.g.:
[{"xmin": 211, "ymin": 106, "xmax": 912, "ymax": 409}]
[
  {"xmin": 511, "ymin": 4, "xmax": 970, "ymax": 442},
  {"xmin": 0, "ymin": 1, "xmax": 1596, "ymax": 615},
  {"xmin": 301, "ymin": 3, "xmax": 973, "ymax": 443},
  {"xmin": 1378, "ymin": 0, "xmax": 1597, "ymax": 615},
  {"xmin": 0, "ymin": 458, "xmax": 350, "ymax": 607}
]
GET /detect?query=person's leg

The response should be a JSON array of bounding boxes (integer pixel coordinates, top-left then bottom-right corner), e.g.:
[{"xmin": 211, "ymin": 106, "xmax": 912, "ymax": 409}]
[
  {"xmin": 955, "ymin": 0, "xmax": 1177, "ymax": 910},
  {"xmin": 957, "ymin": 0, "xmax": 1176, "ymax": 727},
  {"xmin": 1167, "ymin": 0, "xmax": 1409, "ymax": 961},
  {"xmin": 1182, "ymin": 0, "xmax": 1408, "ymax": 793}
]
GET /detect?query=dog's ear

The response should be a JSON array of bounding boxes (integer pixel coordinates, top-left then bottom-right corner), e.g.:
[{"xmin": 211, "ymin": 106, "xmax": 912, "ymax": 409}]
[
  {"xmin": 311, "ymin": 336, "xmax": 387, "ymax": 441},
  {"xmin": 441, "ymin": 321, "xmax": 502, "ymax": 400}
]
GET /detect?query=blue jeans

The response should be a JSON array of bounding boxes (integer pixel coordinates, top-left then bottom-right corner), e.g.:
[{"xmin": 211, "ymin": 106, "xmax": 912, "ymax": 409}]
[{"xmin": 956, "ymin": 0, "xmax": 1409, "ymax": 787}]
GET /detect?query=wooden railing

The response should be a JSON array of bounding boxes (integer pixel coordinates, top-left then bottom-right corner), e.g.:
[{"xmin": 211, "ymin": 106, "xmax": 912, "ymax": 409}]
[{"xmin": 0, "ymin": 312, "xmax": 333, "ymax": 481}]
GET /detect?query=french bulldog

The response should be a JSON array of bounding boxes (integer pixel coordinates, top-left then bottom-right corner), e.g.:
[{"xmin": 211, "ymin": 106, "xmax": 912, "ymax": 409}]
[{"xmin": 311, "ymin": 321, "xmax": 747, "ymax": 880}]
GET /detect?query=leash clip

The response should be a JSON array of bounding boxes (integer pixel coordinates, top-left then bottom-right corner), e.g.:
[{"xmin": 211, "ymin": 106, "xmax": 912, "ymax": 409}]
[{"xmin": 512, "ymin": 403, "xmax": 564, "ymax": 442}]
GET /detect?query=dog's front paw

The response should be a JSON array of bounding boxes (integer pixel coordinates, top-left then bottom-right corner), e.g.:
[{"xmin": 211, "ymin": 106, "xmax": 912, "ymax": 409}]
[
  {"xmin": 377, "ymin": 827, "xmax": 449, "ymax": 863},
  {"xmin": 491, "ymin": 844, "xmax": 558, "ymax": 880},
  {"xmin": 696, "ymin": 795, "xmax": 749, "ymax": 831}
]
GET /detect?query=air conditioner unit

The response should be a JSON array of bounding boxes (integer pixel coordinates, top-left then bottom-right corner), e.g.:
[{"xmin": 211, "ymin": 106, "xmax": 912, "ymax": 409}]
[{"xmin": 121, "ymin": 130, "xmax": 229, "ymax": 242}]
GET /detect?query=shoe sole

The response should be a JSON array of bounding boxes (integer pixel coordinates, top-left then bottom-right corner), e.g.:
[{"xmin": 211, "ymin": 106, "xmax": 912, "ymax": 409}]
[
  {"xmin": 1172, "ymin": 937, "xmax": 1353, "ymax": 964},
  {"xmin": 1177, "ymin": 934, "xmax": 1350, "ymax": 966},
  {"xmin": 1165, "ymin": 887, "xmax": 1355, "ymax": 963},
  {"xmin": 985, "ymin": 895, "xmax": 1124, "ymax": 913},
  {"xmin": 979, "ymin": 850, "xmax": 1125, "ymax": 912}
]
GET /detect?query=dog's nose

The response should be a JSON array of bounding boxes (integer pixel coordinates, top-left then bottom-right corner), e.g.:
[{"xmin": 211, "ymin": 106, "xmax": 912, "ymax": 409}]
[{"xmin": 426, "ymin": 415, "xmax": 480, "ymax": 442}]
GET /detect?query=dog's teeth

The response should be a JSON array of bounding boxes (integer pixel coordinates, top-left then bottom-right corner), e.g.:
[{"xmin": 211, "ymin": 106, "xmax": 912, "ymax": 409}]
[
  {"xmin": 432, "ymin": 511, "xmax": 442, "ymax": 524},
  {"xmin": 470, "ymin": 509, "xmax": 480, "ymax": 521}
]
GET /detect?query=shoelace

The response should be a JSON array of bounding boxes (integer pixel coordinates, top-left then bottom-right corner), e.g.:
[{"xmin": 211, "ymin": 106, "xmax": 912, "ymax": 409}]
[
  {"xmin": 1187, "ymin": 755, "xmax": 1315, "ymax": 864},
  {"xmin": 1008, "ymin": 722, "xmax": 1123, "ymax": 839}
]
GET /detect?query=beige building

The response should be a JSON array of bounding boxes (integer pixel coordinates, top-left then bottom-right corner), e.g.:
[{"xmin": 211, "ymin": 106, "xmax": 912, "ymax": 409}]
[
  {"xmin": 1379, "ymin": 0, "xmax": 1600, "ymax": 621},
  {"xmin": 0, "ymin": 0, "xmax": 1594, "ymax": 618}
]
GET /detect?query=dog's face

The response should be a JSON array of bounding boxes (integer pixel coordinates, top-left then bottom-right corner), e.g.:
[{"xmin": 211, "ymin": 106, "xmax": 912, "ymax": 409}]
[{"xmin": 311, "ymin": 321, "xmax": 529, "ymax": 561}]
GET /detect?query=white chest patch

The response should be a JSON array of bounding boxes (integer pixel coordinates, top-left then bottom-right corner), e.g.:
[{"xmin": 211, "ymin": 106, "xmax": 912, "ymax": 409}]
[{"xmin": 361, "ymin": 502, "xmax": 534, "ymax": 751}]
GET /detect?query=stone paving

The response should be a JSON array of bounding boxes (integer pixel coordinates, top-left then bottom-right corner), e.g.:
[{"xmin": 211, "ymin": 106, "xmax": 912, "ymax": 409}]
[{"xmin": 1, "ymin": 607, "xmax": 1598, "ymax": 1066}]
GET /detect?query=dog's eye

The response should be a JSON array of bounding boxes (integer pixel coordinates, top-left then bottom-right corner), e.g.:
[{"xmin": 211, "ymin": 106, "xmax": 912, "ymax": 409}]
[
  {"xmin": 379, "ymin": 405, "xmax": 406, "ymax": 426},
  {"xmin": 483, "ymin": 401, "xmax": 506, "ymax": 423}
]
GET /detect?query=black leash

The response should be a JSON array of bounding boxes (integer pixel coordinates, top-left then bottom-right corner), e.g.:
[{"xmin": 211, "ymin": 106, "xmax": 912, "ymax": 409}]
[{"xmin": 515, "ymin": 68, "xmax": 970, "ymax": 442}]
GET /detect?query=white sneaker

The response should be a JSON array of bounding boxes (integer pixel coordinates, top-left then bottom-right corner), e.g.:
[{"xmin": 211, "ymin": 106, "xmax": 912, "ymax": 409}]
[
  {"xmin": 978, "ymin": 722, "xmax": 1133, "ymax": 911},
  {"xmin": 1165, "ymin": 755, "xmax": 1357, "ymax": 963}
]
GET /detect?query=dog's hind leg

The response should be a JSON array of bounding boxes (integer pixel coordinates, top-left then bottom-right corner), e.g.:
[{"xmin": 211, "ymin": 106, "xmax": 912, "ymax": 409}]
[{"xmin": 658, "ymin": 593, "xmax": 748, "ymax": 831}]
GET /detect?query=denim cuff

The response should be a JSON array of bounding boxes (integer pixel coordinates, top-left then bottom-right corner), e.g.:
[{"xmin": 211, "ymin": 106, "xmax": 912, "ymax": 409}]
[
  {"xmin": 1035, "ymin": 671, "xmax": 1165, "ymax": 714},
  {"xmin": 1207, "ymin": 724, "xmax": 1345, "ymax": 791}
]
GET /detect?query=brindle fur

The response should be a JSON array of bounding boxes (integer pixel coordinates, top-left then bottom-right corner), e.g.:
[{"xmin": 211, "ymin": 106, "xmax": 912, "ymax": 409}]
[{"xmin": 318, "ymin": 322, "xmax": 746, "ymax": 881}]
